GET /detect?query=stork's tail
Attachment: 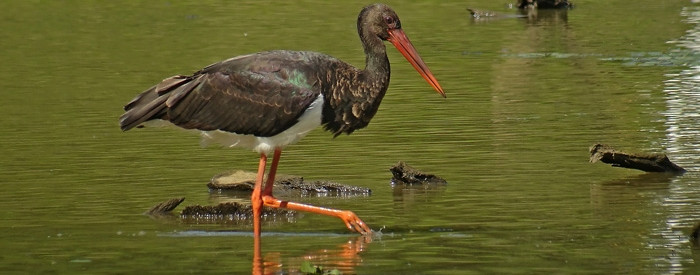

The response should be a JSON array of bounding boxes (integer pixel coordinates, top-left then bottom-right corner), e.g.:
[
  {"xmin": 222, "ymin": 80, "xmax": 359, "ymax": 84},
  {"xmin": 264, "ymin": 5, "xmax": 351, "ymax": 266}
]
[{"xmin": 119, "ymin": 75, "xmax": 190, "ymax": 131}]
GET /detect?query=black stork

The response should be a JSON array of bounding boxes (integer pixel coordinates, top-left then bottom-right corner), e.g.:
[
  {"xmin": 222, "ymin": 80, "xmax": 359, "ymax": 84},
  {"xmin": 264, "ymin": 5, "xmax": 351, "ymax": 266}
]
[{"xmin": 119, "ymin": 3, "xmax": 445, "ymax": 236}]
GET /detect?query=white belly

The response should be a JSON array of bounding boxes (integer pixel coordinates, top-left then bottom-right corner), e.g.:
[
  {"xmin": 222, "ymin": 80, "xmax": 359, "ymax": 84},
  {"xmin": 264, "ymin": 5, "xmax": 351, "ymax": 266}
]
[{"xmin": 199, "ymin": 94, "xmax": 324, "ymax": 156}]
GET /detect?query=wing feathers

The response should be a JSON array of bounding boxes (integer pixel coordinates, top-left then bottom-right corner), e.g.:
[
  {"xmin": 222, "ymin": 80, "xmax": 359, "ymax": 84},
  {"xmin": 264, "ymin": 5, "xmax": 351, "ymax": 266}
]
[
  {"xmin": 156, "ymin": 75, "xmax": 189, "ymax": 95},
  {"xmin": 165, "ymin": 71, "xmax": 319, "ymax": 136},
  {"xmin": 119, "ymin": 89, "xmax": 168, "ymax": 131},
  {"xmin": 120, "ymin": 60, "xmax": 321, "ymax": 137},
  {"xmin": 165, "ymin": 76, "xmax": 204, "ymax": 107}
]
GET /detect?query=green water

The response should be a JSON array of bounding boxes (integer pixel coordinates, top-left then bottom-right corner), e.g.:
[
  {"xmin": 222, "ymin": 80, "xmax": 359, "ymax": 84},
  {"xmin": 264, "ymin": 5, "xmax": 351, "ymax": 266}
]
[{"xmin": 2, "ymin": 0, "xmax": 700, "ymax": 274}]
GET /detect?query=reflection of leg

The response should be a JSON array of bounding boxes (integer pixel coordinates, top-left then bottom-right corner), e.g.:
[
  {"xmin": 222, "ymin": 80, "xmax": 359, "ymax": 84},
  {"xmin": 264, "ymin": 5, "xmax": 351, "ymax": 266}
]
[
  {"xmin": 252, "ymin": 233, "xmax": 263, "ymax": 275},
  {"xmin": 251, "ymin": 153, "xmax": 267, "ymax": 237},
  {"xmin": 339, "ymin": 234, "xmax": 372, "ymax": 259},
  {"xmin": 300, "ymin": 235, "xmax": 373, "ymax": 274}
]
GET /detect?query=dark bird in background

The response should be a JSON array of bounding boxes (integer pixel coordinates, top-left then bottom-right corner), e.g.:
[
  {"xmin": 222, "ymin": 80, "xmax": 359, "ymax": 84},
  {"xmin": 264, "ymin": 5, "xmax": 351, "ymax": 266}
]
[{"xmin": 119, "ymin": 3, "xmax": 445, "ymax": 236}]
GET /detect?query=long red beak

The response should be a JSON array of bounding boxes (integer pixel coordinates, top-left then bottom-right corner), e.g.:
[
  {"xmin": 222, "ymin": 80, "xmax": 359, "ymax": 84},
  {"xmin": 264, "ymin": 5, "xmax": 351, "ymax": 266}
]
[{"xmin": 387, "ymin": 28, "xmax": 446, "ymax": 98}]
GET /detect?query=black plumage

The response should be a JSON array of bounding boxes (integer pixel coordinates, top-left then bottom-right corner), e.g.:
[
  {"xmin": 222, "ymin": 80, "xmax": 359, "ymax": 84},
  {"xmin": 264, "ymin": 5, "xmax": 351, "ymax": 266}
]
[{"xmin": 121, "ymin": 51, "xmax": 329, "ymax": 137}]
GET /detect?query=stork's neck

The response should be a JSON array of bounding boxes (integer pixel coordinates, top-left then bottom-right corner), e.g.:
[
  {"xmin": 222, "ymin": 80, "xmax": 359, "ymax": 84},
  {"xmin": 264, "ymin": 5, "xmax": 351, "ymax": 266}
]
[{"xmin": 359, "ymin": 29, "xmax": 391, "ymax": 87}]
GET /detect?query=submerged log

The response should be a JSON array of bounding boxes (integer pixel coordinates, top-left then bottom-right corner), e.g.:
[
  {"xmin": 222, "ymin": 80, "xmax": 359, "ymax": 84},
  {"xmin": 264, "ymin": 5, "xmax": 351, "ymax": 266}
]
[
  {"xmin": 181, "ymin": 202, "xmax": 252, "ymax": 217},
  {"xmin": 208, "ymin": 170, "xmax": 371, "ymax": 196},
  {"xmin": 146, "ymin": 197, "xmax": 185, "ymax": 215},
  {"xmin": 145, "ymin": 198, "xmax": 295, "ymax": 222},
  {"xmin": 589, "ymin": 144, "xmax": 686, "ymax": 173},
  {"xmin": 390, "ymin": 161, "xmax": 447, "ymax": 185},
  {"xmin": 181, "ymin": 202, "xmax": 294, "ymax": 221}
]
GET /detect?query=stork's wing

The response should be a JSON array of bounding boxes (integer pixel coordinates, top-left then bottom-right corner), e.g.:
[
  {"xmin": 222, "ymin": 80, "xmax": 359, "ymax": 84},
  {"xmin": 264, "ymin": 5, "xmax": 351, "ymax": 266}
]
[{"xmin": 120, "ymin": 58, "xmax": 321, "ymax": 137}]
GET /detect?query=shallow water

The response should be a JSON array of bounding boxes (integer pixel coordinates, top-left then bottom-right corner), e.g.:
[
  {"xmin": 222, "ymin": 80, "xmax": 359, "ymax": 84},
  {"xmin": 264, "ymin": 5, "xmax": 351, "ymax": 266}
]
[{"xmin": 2, "ymin": 0, "xmax": 700, "ymax": 274}]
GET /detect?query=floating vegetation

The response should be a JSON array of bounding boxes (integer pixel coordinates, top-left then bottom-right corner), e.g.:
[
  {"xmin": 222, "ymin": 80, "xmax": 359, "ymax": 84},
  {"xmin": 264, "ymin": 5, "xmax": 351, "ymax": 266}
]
[{"xmin": 300, "ymin": 261, "xmax": 342, "ymax": 275}]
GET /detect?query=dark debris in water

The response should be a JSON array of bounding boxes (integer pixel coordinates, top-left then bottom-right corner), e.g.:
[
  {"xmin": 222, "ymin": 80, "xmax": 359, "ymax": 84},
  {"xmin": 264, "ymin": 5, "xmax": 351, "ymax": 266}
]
[
  {"xmin": 145, "ymin": 169, "xmax": 373, "ymax": 224},
  {"xmin": 146, "ymin": 163, "xmax": 445, "ymax": 225},
  {"xmin": 691, "ymin": 222, "xmax": 700, "ymax": 247},
  {"xmin": 146, "ymin": 197, "xmax": 185, "ymax": 215},
  {"xmin": 145, "ymin": 197, "xmax": 295, "ymax": 224},
  {"xmin": 467, "ymin": 8, "xmax": 501, "ymax": 19},
  {"xmin": 181, "ymin": 202, "xmax": 294, "ymax": 222},
  {"xmin": 276, "ymin": 177, "xmax": 371, "ymax": 196},
  {"xmin": 589, "ymin": 144, "xmax": 686, "ymax": 174},
  {"xmin": 390, "ymin": 161, "xmax": 447, "ymax": 185},
  {"xmin": 181, "ymin": 202, "xmax": 251, "ymax": 217}
]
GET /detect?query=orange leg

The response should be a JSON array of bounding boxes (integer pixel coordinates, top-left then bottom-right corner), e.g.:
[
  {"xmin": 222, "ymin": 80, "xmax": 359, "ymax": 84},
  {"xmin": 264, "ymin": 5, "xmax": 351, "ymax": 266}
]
[
  {"xmin": 251, "ymin": 153, "xmax": 267, "ymax": 237},
  {"xmin": 262, "ymin": 149, "xmax": 281, "ymax": 196},
  {"xmin": 260, "ymin": 148, "xmax": 372, "ymax": 234},
  {"xmin": 251, "ymin": 154, "xmax": 267, "ymax": 274}
]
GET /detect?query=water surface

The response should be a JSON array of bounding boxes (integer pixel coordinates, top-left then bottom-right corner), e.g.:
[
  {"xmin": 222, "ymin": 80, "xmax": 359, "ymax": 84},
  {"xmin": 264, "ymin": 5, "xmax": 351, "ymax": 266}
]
[{"xmin": 1, "ymin": 0, "xmax": 700, "ymax": 274}]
